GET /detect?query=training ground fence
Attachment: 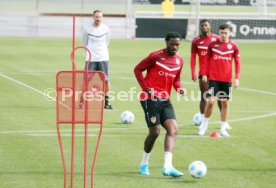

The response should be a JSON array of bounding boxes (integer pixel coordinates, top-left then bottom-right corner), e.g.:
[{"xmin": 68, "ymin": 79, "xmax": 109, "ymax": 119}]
[{"xmin": 0, "ymin": 0, "xmax": 275, "ymax": 40}]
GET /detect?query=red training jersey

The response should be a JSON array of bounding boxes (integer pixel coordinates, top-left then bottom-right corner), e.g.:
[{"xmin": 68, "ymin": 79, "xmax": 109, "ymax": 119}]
[
  {"xmin": 190, "ymin": 33, "xmax": 219, "ymax": 79},
  {"xmin": 202, "ymin": 40, "xmax": 241, "ymax": 82},
  {"xmin": 134, "ymin": 49, "xmax": 184, "ymax": 99}
]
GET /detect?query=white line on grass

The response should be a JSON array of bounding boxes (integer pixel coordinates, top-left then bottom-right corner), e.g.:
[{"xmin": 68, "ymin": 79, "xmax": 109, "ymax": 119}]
[
  {"xmin": 0, "ymin": 71, "xmax": 195, "ymax": 85},
  {"xmin": 0, "ymin": 72, "xmax": 51, "ymax": 98},
  {"xmin": 0, "ymin": 127, "xmax": 132, "ymax": 134},
  {"xmin": 3, "ymin": 71, "xmax": 276, "ymax": 95},
  {"xmin": 1, "ymin": 111, "xmax": 276, "ymax": 135},
  {"xmin": 25, "ymin": 133, "xmax": 207, "ymax": 138},
  {"xmin": 239, "ymin": 87, "xmax": 276, "ymax": 96},
  {"xmin": 178, "ymin": 111, "xmax": 276, "ymax": 127},
  {"xmin": 1, "ymin": 72, "xmax": 276, "ymax": 136},
  {"xmin": 0, "ymin": 72, "xmax": 71, "ymax": 110},
  {"xmin": 226, "ymin": 112, "xmax": 276, "ymax": 123},
  {"xmin": 27, "ymin": 134, "xmax": 96, "ymax": 137}
]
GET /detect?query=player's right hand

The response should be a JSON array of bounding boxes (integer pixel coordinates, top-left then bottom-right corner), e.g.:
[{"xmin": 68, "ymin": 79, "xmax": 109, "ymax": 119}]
[
  {"xmin": 178, "ymin": 88, "xmax": 186, "ymax": 96},
  {"xmin": 192, "ymin": 73, "xmax": 197, "ymax": 82},
  {"xmin": 192, "ymin": 77, "xmax": 197, "ymax": 82},
  {"xmin": 233, "ymin": 79, "xmax": 239, "ymax": 89}
]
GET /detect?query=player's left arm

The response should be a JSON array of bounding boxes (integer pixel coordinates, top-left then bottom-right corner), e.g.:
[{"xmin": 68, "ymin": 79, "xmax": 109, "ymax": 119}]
[
  {"xmin": 83, "ymin": 29, "xmax": 88, "ymax": 47},
  {"xmin": 190, "ymin": 40, "xmax": 197, "ymax": 81},
  {"xmin": 233, "ymin": 45, "xmax": 241, "ymax": 88},
  {"xmin": 202, "ymin": 43, "xmax": 212, "ymax": 82},
  {"xmin": 106, "ymin": 27, "xmax": 111, "ymax": 47},
  {"xmin": 173, "ymin": 63, "xmax": 185, "ymax": 95}
]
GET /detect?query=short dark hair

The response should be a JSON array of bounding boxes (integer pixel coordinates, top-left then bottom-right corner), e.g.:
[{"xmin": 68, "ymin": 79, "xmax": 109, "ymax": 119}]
[
  {"xmin": 93, "ymin": 9, "xmax": 102, "ymax": 14},
  {"xmin": 165, "ymin": 32, "xmax": 182, "ymax": 41},
  {"xmin": 200, "ymin": 19, "xmax": 211, "ymax": 25},
  {"xmin": 219, "ymin": 23, "xmax": 231, "ymax": 30}
]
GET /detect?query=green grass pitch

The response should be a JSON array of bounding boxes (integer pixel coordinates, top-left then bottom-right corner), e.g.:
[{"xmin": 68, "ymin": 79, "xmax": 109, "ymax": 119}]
[{"xmin": 0, "ymin": 37, "xmax": 276, "ymax": 188}]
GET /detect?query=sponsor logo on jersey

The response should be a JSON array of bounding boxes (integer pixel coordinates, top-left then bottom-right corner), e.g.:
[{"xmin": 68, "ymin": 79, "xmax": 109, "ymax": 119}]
[
  {"xmin": 161, "ymin": 58, "xmax": 166, "ymax": 60},
  {"xmin": 199, "ymin": 41, "xmax": 204, "ymax": 44},
  {"xmin": 158, "ymin": 71, "xmax": 176, "ymax": 78},
  {"xmin": 200, "ymin": 51, "xmax": 207, "ymax": 56},
  {"xmin": 214, "ymin": 55, "xmax": 232, "ymax": 61},
  {"xmin": 215, "ymin": 45, "xmax": 219, "ymax": 47},
  {"xmin": 211, "ymin": 37, "xmax": 217, "ymax": 42},
  {"xmin": 159, "ymin": 71, "xmax": 165, "ymax": 76}
]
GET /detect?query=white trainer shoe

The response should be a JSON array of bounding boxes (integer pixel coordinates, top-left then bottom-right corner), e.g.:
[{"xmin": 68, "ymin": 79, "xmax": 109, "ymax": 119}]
[
  {"xmin": 220, "ymin": 128, "xmax": 230, "ymax": 137},
  {"xmin": 225, "ymin": 122, "xmax": 232, "ymax": 130},
  {"xmin": 198, "ymin": 123, "xmax": 208, "ymax": 136}
]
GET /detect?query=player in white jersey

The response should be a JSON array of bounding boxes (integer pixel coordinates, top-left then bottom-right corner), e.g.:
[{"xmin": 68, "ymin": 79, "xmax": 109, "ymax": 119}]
[{"xmin": 83, "ymin": 9, "xmax": 113, "ymax": 109}]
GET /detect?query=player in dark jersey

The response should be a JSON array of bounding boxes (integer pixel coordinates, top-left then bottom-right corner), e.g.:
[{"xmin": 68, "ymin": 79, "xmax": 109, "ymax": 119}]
[
  {"xmin": 199, "ymin": 23, "xmax": 241, "ymax": 137},
  {"xmin": 134, "ymin": 32, "xmax": 185, "ymax": 177},
  {"xmin": 190, "ymin": 19, "xmax": 226, "ymax": 124}
]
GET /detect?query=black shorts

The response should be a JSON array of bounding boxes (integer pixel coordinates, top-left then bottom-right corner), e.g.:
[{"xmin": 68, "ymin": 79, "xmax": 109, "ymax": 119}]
[
  {"xmin": 87, "ymin": 61, "xmax": 109, "ymax": 81},
  {"xmin": 140, "ymin": 99, "xmax": 176, "ymax": 127},
  {"xmin": 206, "ymin": 80, "xmax": 232, "ymax": 100}
]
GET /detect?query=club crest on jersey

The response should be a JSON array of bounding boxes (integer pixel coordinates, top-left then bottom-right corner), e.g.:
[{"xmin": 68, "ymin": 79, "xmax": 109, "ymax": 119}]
[
  {"xmin": 227, "ymin": 44, "xmax": 233, "ymax": 49},
  {"xmin": 199, "ymin": 41, "xmax": 204, "ymax": 44},
  {"xmin": 176, "ymin": 58, "xmax": 180, "ymax": 65},
  {"xmin": 161, "ymin": 58, "xmax": 166, "ymax": 60}
]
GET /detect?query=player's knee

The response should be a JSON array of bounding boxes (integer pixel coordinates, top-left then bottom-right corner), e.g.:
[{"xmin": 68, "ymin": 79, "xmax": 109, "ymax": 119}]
[
  {"xmin": 173, "ymin": 126, "xmax": 179, "ymax": 136},
  {"xmin": 207, "ymin": 100, "xmax": 215, "ymax": 106},
  {"xmin": 220, "ymin": 100, "xmax": 229, "ymax": 108},
  {"xmin": 149, "ymin": 126, "xmax": 161, "ymax": 137},
  {"xmin": 167, "ymin": 124, "xmax": 178, "ymax": 137}
]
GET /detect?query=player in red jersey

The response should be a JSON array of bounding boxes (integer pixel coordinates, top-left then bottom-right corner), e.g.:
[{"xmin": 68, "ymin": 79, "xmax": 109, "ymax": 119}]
[
  {"xmin": 198, "ymin": 23, "xmax": 241, "ymax": 137},
  {"xmin": 190, "ymin": 19, "xmax": 225, "ymax": 122},
  {"xmin": 134, "ymin": 32, "xmax": 185, "ymax": 177}
]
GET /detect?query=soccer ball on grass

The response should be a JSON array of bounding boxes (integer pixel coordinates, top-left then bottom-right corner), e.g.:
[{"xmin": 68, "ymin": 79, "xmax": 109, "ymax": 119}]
[
  {"xmin": 188, "ymin": 161, "xmax": 207, "ymax": 178},
  {"xmin": 120, "ymin": 111, "xmax": 135, "ymax": 124},
  {"xmin": 193, "ymin": 113, "xmax": 202, "ymax": 126}
]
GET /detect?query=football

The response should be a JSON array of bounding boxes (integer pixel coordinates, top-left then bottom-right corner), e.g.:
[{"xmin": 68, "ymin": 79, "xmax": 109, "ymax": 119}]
[
  {"xmin": 120, "ymin": 111, "xmax": 135, "ymax": 124},
  {"xmin": 188, "ymin": 161, "xmax": 207, "ymax": 178},
  {"xmin": 193, "ymin": 113, "xmax": 202, "ymax": 126}
]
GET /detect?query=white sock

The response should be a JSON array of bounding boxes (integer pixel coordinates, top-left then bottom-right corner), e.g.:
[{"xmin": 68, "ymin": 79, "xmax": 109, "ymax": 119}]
[
  {"xmin": 163, "ymin": 151, "xmax": 173, "ymax": 169},
  {"xmin": 201, "ymin": 116, "xmax": 209, "ymax": 126},
  {"xmin": 201, "ymin": 114, "xmax": 204, "ymax": 119},
  {"xmin": 140, "ymin": 151, "xmax": 150, "ymax": 165},
  {"xmin": 221, "ymin": 121, "xmax": 227, "ymax": 130}
]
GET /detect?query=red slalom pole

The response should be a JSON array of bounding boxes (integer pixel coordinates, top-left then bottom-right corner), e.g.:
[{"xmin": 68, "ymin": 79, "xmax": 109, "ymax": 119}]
[
  {"xmin": 72, "ymin": 16, "xmax": 76, "ymax": 71},
  {"xmin": 71, "ymin": 15, "xmax": 76, "ymax": 188},
  {"xmin": 83, "ymin": 54, "xmax": 90, "ymax": 188},
  {"xmin": 83, "ymin": 63, "xmax": 89, "ymax": 188}
]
